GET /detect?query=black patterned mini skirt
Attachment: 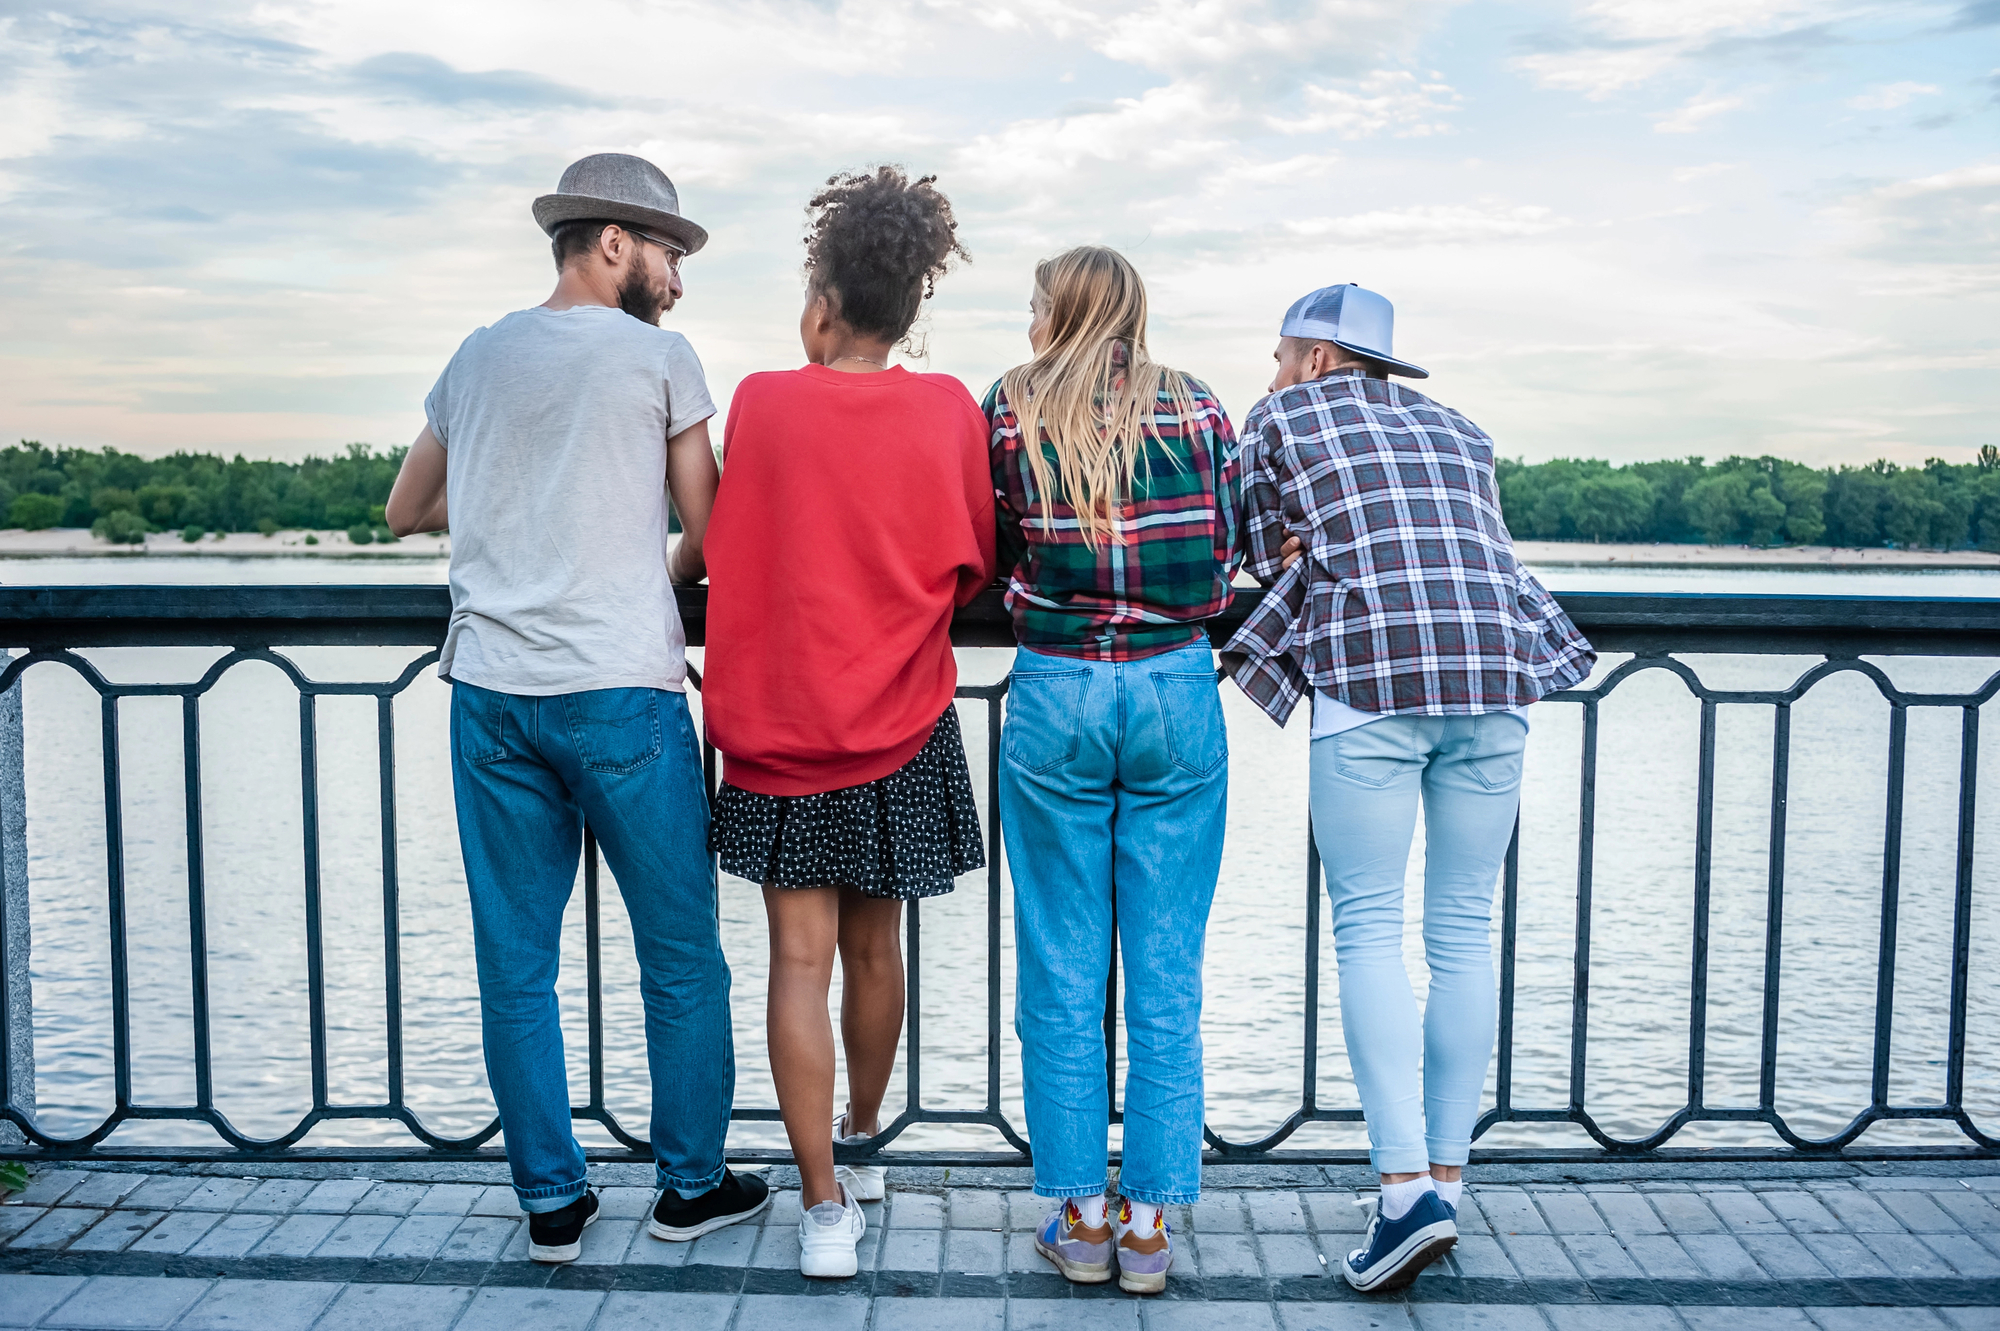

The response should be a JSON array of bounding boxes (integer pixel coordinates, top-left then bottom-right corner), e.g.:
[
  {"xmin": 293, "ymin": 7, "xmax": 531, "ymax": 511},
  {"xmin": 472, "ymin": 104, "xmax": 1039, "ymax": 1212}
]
[{"xmin": 709, "ymin": 706, "xmax": 985, "ymax": 900}]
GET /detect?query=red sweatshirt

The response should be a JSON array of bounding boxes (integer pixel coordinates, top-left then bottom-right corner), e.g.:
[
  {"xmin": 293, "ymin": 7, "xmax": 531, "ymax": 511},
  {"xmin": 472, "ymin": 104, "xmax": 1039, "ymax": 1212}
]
[{"xmin": 702, "ymin": 364, "xmax": 997, "ymax": 796}]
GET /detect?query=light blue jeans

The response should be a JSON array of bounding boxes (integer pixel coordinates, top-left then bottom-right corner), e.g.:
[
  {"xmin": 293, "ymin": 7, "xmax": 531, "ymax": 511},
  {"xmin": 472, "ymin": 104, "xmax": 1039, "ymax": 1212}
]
[
  {"xmin": 1000, "ymin": 640, "xmax": 1228, "ymax": 1206},
  {"xmin": 451, "ymin": 682, "xmax": 733, "ymax": 1212},
  {"xmin": 1309, "ymin": 714, "xmax": 1526, "ymax": 1175}
]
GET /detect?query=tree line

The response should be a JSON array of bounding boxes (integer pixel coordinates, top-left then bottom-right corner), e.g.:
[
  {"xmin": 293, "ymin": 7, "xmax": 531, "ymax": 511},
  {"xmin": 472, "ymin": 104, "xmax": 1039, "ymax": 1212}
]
[
  {"xmin": 1497, "ymin": 449, "xmax": 2000, "ymax": 550},
  {"xmin": 0, "ymin": 441, "xmax": 403, "ymax": 544},
  {"xmin": 4, "ymin": 438, "xmax": 1996, "ymax": 551}
]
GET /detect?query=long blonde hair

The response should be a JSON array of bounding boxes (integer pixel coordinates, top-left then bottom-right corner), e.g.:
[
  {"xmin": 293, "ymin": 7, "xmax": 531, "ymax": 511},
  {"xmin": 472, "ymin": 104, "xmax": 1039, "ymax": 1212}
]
[{"xmin": 999, "ymin": 246, "xmax": 1201, "ymax": 548}]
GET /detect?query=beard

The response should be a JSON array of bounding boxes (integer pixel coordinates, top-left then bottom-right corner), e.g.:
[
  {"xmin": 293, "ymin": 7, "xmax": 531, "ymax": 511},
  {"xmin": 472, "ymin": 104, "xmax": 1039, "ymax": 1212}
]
[{"xmin": 616, "ymin": 265, "xmax": 673, "ymax": 324}]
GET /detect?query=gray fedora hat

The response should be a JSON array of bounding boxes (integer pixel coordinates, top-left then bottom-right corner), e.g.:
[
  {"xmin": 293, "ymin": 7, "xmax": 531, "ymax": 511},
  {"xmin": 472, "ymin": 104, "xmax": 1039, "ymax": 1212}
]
[
  {"xmin": 533, "ymin": 153, "xmax": 709, "ymax": 256},
  {"xmin": 1280, "ymin": 283, "xmax": 1427, "ymax": 379}
]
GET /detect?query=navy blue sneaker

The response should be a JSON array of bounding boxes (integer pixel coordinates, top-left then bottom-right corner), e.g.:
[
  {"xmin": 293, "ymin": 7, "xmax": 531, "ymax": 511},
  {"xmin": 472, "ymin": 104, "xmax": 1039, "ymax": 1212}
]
[{"xmin": 1343, "ymin": 1189, "xmax": 1457, "ymax": 1293}]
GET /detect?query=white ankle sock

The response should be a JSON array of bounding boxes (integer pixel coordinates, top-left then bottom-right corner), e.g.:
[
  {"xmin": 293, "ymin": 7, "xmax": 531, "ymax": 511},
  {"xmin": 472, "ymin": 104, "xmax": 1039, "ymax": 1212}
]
[
  {"xmin": 1067, "ymin": 1193, "xmax": 1107, "ymax": 1228},
  {"xmin": 1119, "ymin": 1198, "xmax": 1164, "ymax": 1232},
  {"xmin": 1434, "ymin": 1179, "xmax": 1463, "ymax": 1209},
  {"xmin": 1379, "ymin": 1176, "xmax": 1435, "ymax": 1221}
]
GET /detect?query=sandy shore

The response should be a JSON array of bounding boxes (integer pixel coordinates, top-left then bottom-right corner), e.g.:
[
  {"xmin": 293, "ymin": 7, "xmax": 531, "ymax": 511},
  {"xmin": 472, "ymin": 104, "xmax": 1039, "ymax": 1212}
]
[
  {"xmin": 0, "ymin": 529, "xmax": 450, "ymax": 557},
  {"xmin": 1513, "ymin": 540, "xmax": 2000, "ymax": 569}
]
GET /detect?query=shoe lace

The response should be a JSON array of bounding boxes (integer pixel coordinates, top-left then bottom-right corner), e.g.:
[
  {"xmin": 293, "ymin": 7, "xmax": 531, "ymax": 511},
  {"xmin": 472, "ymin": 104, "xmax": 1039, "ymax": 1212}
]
[{"xmin": 1348, "ymin": 1195, "xmax": 1381, "ymax": 1263}]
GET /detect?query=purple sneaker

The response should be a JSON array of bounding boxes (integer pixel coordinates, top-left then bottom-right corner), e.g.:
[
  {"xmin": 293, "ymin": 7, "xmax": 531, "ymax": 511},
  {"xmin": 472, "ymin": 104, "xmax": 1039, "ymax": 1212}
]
[
  {"xmin": 1034, "ymin": 1200, "xmax": 1114, "ymax": 1284},
  {"xmin": 1113, "ymin": 1196, "xmax": 1174, "ymax": 1294}
]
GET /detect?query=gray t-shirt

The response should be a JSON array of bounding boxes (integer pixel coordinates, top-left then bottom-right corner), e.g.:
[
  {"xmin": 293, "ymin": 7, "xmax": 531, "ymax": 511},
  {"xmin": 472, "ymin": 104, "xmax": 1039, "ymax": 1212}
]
[{"xmin": 424, "ymin": 304, "xmax": 715, "ymax": 696}]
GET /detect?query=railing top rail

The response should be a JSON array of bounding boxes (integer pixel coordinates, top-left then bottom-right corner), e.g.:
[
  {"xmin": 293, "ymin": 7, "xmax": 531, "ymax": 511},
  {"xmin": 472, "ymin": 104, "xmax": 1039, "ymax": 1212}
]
[{"xmin": 3, "ymin": 584, "xmax": 2000, "ymax": 654}]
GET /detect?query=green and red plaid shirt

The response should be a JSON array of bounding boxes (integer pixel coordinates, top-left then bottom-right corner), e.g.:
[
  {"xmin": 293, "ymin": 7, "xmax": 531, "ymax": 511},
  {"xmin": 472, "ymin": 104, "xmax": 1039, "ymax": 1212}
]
[{"xmin": 985, "ymin": 373, "xmax": 1240, "ymax": 661}]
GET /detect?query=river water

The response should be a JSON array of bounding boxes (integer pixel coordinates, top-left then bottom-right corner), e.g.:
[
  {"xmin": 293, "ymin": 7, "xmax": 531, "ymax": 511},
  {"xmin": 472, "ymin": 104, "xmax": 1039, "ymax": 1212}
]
[{"xmin": 8, "ymin": 556, "xmax": 1999, "ymax": 1158}]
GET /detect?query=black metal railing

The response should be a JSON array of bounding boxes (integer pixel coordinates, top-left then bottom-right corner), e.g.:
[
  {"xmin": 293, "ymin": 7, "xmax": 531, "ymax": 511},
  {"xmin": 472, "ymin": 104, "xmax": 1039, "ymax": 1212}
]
[{"xmin": 0, "ymin": 585, "xmax": 1996, "ymax": 1166}]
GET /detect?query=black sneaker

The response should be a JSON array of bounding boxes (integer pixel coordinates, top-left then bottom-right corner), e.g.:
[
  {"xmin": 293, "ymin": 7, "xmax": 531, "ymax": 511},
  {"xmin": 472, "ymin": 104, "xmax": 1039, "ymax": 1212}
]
[
  {"xmin": 528, "ymin": 1190, "xmax": 600, "ymax": 1264},
  {"xmin": 648, "ymin": 1168, "xmax": 771, "ymax": 1242}
]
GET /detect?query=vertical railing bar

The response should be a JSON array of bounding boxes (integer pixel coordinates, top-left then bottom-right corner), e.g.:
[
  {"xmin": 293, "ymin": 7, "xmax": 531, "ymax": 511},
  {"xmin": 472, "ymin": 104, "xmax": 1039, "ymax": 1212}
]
[
  {"xmin": 299, "ymin": 692, "xmax": 330, "ymax": 1109},
  {"xmin": 584, "ymin": 828, "xmax": 605, "ymax": 1110},
  {"xmin": 377, "ymin": 695, "xmax": 406, "ymax": 1106},
  {"xmin": 102, "ymin": 693, "xmax": 133, "ymax": 1109},
  {"xmin": 0, "ymin": 675, "xmax": 12, "ymax": 1114},
  {"xmin": 1946, "ymin": 705, "xmax": 1978, "ymax": 1109},
  {"xmin": 1687, "ymin": 698, "xmax": 1718, "ymax": 1113},
  {"xmin": 182, "ymin": 694, "xmax": 214, "ymax": 1108},
  {"xmin": 1568, "ymin": 700, "xmax": 1599, "ymax": 1115},
  {"xmin": 1757, "ymin": 702, "xmax": 1791, "ymax": 1112},
  {"xmin": 1496, "ymin": 817, "xmax": 1521, "ymax": 1114},
  {"xmin": 905, "ymin": 896, "xmax": 922, "ymax": 1110},
  {"xmin": 1301, "ymin": 823, "xmax": 1322, "ymax": 1112},
  {"xmin": 985, "ymin": 694, "xmax": 1003, "ymax": 1113},
  {"xmin": 1872, "ymin": 705, "xmax": 1908, "ymax": 1109}
]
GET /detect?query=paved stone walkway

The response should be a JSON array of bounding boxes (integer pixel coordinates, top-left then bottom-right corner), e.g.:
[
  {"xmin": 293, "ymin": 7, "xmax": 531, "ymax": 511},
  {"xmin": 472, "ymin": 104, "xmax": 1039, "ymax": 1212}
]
[{"xmin": 1, "ymin": 1164, "xmax": 1997, "ymax": 1328}]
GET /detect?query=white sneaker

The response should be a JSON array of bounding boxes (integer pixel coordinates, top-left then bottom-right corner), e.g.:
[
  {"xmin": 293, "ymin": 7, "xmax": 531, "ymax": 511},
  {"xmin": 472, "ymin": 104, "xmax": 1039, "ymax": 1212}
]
[
  {"xmin": 798, "ymin": 1184, "xmax": 867, "ymax": 1279},
  {"xmin": 833, "ymin": 1113, "xmax": 887, "ymax": 1202}
]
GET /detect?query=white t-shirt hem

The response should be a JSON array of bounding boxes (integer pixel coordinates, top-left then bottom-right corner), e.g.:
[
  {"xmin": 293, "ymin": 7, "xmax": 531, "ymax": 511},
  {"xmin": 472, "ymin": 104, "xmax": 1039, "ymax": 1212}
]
[
  {"xmin": 1310, "ymin": 689, "xmax": 1530, "ymax": 739},
  {"xmin": 440, "ymin": 666, "xmax": 687, "ymax": 697}
]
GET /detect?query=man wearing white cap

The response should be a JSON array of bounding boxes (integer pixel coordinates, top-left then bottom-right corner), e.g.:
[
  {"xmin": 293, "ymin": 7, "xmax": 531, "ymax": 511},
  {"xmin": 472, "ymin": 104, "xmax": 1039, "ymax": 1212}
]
[
  {"xmin": 1224, "ymin": 284, "xmax": 1594, "ymax": 1293},
  {"xmin": 385, "ymin": 153, "xmax": 767, "ymax": 1263}
]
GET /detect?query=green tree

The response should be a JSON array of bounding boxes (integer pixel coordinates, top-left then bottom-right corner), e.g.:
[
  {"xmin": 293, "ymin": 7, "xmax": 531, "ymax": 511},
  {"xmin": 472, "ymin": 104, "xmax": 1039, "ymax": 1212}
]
[
  {"xmin": 8, "ymin": 493, "xmax": 62, "ymax": 530},
  {"xmin": 1884, "ymin": 468, "xmax": 1949, "ymax": 549},
  {"xmin": 92, "ymin": 510, "xmax": 147, "ymax": 544},
  {"xmin": 1683, "ymin": 472, "xmax": 1750, "ymax": 543},
  {"xmin": 0, "ymin": 439, "xmax": 409, "ymax": 535},
  {"xmin": 1570, "ymin": 472, "xmax": 1655, "ymax": 541},
  {"xmin": 1773, "ymin": 461, "xmax": 1827, "ymax": 545},
  {"xmin": 1825, "ymin": 465, "xmax": 1889, "ymax": 547}
]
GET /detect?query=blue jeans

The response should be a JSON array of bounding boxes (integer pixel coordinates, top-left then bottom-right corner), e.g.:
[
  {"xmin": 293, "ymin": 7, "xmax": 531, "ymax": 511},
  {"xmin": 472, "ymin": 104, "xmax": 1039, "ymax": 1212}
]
[
  {"xmin": 1309, "ymin": 714, "xmax": 1526, "ymax": 1174},
  {"xmin": 1000, "ymin": 640, "xmax": 1227, "ymax": 1206},
  {"xmin": 450, "ymin": 682, "xmax": 732, "ymax": 1211}
]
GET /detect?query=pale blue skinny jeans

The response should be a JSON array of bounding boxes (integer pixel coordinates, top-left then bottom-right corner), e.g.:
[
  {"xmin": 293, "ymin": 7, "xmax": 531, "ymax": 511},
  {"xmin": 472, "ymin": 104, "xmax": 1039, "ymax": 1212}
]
[{"xmin": 1308, "ymin": 713, "xmax": 1526, "ymax": 1175}]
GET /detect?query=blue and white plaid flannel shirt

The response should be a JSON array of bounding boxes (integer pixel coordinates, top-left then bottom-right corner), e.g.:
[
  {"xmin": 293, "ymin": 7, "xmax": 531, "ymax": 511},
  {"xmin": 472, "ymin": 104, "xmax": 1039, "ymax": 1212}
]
[{"xmin": 1224, "ymin": 369, "xmax": 1595, "ymax": 726}]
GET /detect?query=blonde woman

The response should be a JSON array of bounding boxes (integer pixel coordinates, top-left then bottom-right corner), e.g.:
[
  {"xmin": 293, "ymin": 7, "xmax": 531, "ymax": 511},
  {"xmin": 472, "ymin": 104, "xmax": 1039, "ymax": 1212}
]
[{"xmin": 985, "ymin": 246, "xmax": 1239, "ymax": 1295}]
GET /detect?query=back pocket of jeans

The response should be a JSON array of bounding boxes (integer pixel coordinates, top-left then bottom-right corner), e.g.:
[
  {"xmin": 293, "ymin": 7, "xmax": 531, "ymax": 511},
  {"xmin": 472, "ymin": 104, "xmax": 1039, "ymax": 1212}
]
[
  {"xmin": 1466, "ymin": 713, "xmax": 1528, "ymax": 792},
  {"xmin": 1153, "ymin": 671, "xmax": 1226, "ymax": 776},
  {"xmin": 1004, "ymin": 669, "xmax": 1089, "ymax": 773},
  {"xmin": 562, "ymin": 688, "xmax": 663, "ymax": 775},
  {"xmin": 454, "ymin": 685, "xmax": 508, "ymax": 767},
  {"xmin": 1331, "ymin": 721, "xmax": 1422, "ymax": 788}
]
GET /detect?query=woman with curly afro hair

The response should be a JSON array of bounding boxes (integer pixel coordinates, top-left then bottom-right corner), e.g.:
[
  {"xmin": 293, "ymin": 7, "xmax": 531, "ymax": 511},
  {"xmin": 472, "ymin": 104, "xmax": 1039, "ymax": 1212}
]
[{"xmin": 701, "ymin": 166, "xmax": 994, "ymax": 1278}]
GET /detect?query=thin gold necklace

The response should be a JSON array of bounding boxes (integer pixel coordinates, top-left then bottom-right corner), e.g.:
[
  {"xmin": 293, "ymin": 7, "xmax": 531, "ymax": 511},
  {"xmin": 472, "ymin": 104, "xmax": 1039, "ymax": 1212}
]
[{"xmin": 830, "ymin": 354, "xmax": 888, "ymax": 369}]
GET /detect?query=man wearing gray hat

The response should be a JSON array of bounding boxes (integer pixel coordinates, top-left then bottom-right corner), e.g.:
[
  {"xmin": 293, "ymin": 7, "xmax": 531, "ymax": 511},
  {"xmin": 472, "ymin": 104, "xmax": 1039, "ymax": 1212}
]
[
  {"xmin": 1224, "ymin": 284, "xmax": 1594, "ymax": 1294},
  {"xmin": 386, "ymin": 152, "xmax": 766, "ymax": 1262}
]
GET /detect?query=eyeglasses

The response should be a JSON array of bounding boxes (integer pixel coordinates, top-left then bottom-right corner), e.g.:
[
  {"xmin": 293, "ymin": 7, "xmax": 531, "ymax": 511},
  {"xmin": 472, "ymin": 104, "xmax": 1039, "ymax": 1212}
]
[{"xmin": 623, "ymin": 227, "xmax": 686, "ymax": 272}]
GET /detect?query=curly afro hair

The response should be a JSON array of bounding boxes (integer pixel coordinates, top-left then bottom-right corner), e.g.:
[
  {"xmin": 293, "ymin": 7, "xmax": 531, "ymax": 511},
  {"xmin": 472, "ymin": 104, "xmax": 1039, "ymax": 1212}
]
[{"xmin": 803, "ymin": 166, "xmax": 968, "ymax": 344}]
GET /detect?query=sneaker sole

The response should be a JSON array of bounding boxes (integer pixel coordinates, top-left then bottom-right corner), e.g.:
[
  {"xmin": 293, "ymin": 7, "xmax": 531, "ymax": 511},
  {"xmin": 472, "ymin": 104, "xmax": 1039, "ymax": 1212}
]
[
  {"xmin": 647, "ymin": 1192, "xmax": 771, "ymax": 1243},
  {"xmin": 1035, "ymin": 1235, "xmax": 1114, "ymax": 1284},
  {"xmin": 1116, "ymin": 1263, "xmax": 1170, "ymax": 1295},
  {"xmin": 801, "ymin": 1245, "xmax": 861, "ymax": 1279},
  {"xmin": 528, "ymin": 1207, "xmax": 599, "ymax": 1264},
  {"xmin": 1343, "ymin": 1226, "xmax": 1457, "ymax": 1294}
]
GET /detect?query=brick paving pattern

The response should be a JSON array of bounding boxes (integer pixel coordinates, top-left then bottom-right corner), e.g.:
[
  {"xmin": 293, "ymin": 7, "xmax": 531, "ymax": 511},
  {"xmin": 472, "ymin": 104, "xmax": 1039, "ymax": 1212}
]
[{"xmin": 1, "ymin": 1167, "xmax": 1996, "ymax": 1327}]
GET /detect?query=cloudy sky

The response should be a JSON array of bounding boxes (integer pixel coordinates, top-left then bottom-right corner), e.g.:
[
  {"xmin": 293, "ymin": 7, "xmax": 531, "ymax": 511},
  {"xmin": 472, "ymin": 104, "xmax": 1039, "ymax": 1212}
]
[{"xmin": 1, "ymin": 0, "xmax": 1993, "ymax": 466}]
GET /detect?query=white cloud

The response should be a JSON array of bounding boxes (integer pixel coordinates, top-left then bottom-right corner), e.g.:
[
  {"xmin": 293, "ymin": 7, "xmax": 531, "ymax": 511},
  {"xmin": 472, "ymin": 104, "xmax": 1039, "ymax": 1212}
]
[
  {"xmin": 1513, "ymin": 0, "xmax": 1860, "ymax": 97},
  {"xmin": 1842, "ymin": 162, "xmax": 2000, "ymax": 267},
  {"xmin": 0, "ymin": 0, "xmax": 1993, "ymax": 469},
  {"xmin": 1273, "ymin": 70, "xmax": 1462, "ymax": 139},
  {"xmin": 1655, "ymin": 92, "xmax": 1749, "ymax": 132},
  {"xmin": 1286, "ymin": 203, "xmax": 1571, "ymax": 246},
  {"xmin": 1845, "ymin": 81, "xmax": 1941, "ymax": 109}
]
